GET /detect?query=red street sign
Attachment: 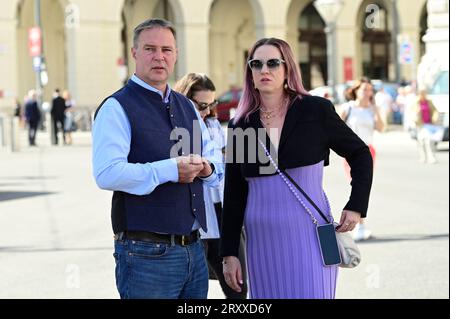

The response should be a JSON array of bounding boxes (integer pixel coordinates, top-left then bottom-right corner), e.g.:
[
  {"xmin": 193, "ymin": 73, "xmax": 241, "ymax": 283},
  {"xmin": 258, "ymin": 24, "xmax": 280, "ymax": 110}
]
[
  {"xmin": 28, "ymin": 27, "xmax": 42, "ymax": 57},
  {"xmin": 343, "ymin": 57, "xmax": 353, "ymax": 82},
  {"xmin": 117, "ymin": 57, "xmax": 125, "ymax": 66}
]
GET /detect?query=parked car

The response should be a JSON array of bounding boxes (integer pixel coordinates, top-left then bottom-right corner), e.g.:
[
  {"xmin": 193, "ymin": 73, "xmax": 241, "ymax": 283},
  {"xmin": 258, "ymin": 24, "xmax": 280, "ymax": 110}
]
[
  {"xmin": 429, "ymin": 70, "xmax": 449, "ymax": 141},
  {"xmin": 216, "ymin": 87, "xmax": 242, "ymax": 122}
]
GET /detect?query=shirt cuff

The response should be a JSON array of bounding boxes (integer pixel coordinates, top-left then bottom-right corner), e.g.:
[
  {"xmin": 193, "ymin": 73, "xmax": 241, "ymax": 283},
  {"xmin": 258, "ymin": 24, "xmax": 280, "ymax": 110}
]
[
  {"xmin": 152, "ymin": 158, "xmax": 179, "ymax": 183},
  {"xmin": 200, "ymin": 162, "xmax": 217, "ymax": 183}
]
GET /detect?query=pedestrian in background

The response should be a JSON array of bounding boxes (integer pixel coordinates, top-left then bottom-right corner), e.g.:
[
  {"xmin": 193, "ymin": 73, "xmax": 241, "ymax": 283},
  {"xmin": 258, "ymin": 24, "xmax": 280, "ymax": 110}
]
[
  {"xmin": 412, "ymin": 89, "xmax": 442, "ymax": 164},
  {"xmin": 220, "ymin": 38, "xmax": 373, "ymax": 299},
  {"xmin": 50, "ymin": 88, "xmax": 66, "ymax": 145},
  {"xmin": 402, "ymin": 85, "xmax": 417, "ymax": 132},
  {"xmin": 339, "ymin": 78, "xmax": 384, "ymax": 241},
  {"xmin": 174, "ymin": 73, "xmax": 248, "ymax": 299},
  {"xmin": 92, "ymin": 18, "xmax": 223, "ymax": 299},
  {"xmin": 394, "ymin": 86, "xmax": 407, "ymax": 125},
  {"xmin": 24, "ymin": 90, "xmax": 41, "ymax": 146},
  {"xmin": 14, "ymin": 97, "xmax": 22, "ymax": 118},
  {"xmin": 63, "ymin": 90, "xmax": 75, "ymax": 145},
  {"xmin": 374, "ymin": 85, "xmax": 393, "ymax": 127},
  {"xmin": 14, "ymin": 97, "xmax": 25, "ymax": 128}
]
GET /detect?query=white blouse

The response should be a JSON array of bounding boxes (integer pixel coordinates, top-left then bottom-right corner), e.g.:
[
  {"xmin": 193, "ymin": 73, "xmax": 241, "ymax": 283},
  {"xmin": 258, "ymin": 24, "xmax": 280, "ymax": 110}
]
[
  {"xmin": 343, "ymin": 101, "xmax": 376, "ymax": 145},
  {"xmin": 199, "ymin": 117, "xmax": 226, "ymax": 239}
]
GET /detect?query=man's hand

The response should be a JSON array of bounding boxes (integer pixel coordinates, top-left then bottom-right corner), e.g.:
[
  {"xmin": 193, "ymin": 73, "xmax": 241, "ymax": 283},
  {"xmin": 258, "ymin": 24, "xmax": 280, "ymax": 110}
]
[
  {"xmin": 198, "ymin": 158, "xmax": 213, "ymax": 178},
  {"xmin": 176, "ymin": 154, "xmax": 204, "ymax": 183}
]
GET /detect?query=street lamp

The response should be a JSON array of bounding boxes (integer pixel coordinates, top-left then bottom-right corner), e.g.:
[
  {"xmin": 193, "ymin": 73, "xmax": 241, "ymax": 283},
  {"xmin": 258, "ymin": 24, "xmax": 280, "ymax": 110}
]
[{"xmin": 314, "ymin": 0, "xmax": 344, "ymax": 103}]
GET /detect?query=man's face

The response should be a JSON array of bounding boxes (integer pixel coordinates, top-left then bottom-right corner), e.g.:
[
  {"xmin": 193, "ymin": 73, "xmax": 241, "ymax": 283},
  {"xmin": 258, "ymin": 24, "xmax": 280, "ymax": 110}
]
[{"xmin": 131, "ymin": 27, "xmax": 177, "ymax": 91}]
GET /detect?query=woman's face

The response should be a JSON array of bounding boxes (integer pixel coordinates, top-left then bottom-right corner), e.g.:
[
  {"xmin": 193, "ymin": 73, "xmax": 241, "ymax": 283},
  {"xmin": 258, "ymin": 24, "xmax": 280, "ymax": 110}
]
[
  {"xmin": 192, "ymin": 90, "xmax": 216, "ymax": 120},
  {"xmin": 250, "ymin": 45, "xmax": 286, "ymax": 95},
  {"xmin": 356, "ymin": 83, "xmax": 373, "ymax": 101},
  {"xmin": 419, "ymin": 90, "xmax": 427, "ymax": 100}
]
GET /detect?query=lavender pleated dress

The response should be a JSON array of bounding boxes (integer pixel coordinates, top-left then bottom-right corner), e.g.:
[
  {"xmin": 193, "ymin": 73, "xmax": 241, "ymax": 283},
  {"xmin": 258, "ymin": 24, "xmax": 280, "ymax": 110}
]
[{"xmin": 244, "ymin": 161, "xmax": 338, "ymax": 299}]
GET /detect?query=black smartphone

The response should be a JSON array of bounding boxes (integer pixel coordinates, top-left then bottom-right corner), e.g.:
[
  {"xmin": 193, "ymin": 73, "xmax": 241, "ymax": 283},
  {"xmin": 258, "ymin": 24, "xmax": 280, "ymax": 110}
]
[{"xmin": 316, "ymin": 223, "xmax": 341, "ymax": 266}]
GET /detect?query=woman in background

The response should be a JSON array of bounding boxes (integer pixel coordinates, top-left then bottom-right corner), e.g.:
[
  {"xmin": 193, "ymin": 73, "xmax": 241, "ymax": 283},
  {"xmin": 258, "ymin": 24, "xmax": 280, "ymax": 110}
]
[
  {"xmin": 412, "ymin": 89, "xmax": 441, "ymax": 164},
  {"xmin": 339, "ymin": 78, "xmax": 384, "ymax": 241},
  {"xmin": 63, "ymin": 90, "xmax": 75, "ymax": 145},
  {"xmin": 174, "ymin": 73, "xmax": 248, "ymax": 299}
]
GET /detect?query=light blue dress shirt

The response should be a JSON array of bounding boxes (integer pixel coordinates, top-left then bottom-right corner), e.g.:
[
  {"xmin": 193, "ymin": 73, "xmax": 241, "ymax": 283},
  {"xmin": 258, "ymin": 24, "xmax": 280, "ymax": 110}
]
[{"xmin": 92, "ymin": 74, "xmax": 224, "ymax": 231}]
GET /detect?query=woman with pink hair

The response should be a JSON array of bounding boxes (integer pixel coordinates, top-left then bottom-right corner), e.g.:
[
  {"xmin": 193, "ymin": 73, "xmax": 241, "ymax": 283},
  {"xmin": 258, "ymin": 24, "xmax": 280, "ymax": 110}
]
[{"xmin": 220, "ymin": 38, "xmax": 373, "ymax": 298}]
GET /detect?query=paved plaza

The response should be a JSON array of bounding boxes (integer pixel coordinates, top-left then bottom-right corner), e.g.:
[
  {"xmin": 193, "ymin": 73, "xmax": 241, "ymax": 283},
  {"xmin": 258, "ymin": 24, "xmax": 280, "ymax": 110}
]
[{"xmin": 0, "ymin": 127, "xmax": 448, "ymax": 298}]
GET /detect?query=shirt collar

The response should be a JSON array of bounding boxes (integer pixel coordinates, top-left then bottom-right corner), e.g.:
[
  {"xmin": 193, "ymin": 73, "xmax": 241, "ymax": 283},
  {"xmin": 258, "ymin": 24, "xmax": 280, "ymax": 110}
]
[{"xmin": 131, "ymin": 74, "xmax": 171, "ymax": 103}]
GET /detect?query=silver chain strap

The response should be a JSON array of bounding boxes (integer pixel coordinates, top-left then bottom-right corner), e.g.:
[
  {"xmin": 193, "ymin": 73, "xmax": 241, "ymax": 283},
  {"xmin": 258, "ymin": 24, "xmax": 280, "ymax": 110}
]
[{"xmin": 258, "ymin": 139, "xmax": 333, "ymax": 226}]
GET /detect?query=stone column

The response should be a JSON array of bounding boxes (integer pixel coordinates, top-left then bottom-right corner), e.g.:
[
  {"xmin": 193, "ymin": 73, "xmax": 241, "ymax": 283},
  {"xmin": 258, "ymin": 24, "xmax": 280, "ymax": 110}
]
[
  {"xmin": 257, "ymin": 0, "xmax": 291, "ymax": 39},
  {"xmin": 0, "ymin": 12, "xmax": 18, "ymax": 114},
  {"xmin": 176, "ymin": 0, "xmax": 213, "ymax": 76},
  {"xmin": 418, "ymin": 0, "xmax": 449, "ymax": 88},
  {"xmin": 334, "ymin": 26, "xmax": 359, "ymax": 84},
  {"xmin": 67, "ymin": 1, "xmax": 123, "ymax": 112}
]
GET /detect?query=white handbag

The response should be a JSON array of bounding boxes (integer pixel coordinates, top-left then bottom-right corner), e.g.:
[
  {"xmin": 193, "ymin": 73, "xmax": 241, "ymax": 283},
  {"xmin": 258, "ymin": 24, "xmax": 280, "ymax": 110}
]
[{"xmin": 335, "ymin": 228, "xmax": 361, "ymax": 268}]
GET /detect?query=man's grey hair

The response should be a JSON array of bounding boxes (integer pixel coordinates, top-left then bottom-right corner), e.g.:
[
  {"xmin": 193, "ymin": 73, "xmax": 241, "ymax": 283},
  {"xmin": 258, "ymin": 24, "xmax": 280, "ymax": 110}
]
[{"xmin": 133, "ymin": 18, "xmax": 176, "ymax": 48}]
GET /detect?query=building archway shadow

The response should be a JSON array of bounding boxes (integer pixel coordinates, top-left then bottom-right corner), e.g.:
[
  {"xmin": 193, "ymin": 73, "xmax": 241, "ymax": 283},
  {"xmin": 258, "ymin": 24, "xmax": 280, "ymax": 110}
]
[
  {"xmin": 0, "ymin": 191, "xmax": 56, "ymax": 202},
  {"xmin": 1, "ymin": 176, "xmax": 58, "ymax": 180},
  {"xmin": 0, "ymin": 246, "xmax": 111, "ymax": 253},
  {"xmin": 358, "ymin": 233, "xmax": 449, "ymax": 244},
  {"xmin": 0, "ymin": 183, "xmax": 25, "ymax": 187}
]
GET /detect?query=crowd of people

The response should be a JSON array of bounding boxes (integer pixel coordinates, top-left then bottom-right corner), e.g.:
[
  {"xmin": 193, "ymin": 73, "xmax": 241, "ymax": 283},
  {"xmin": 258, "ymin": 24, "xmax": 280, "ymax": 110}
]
[
  {"xmin": 15, "ymin": 88, "xmax": 76, "ymax": 146},
  {"xmin": 322, "ymin": 77, "xmax": 443, "ymax": 168}
]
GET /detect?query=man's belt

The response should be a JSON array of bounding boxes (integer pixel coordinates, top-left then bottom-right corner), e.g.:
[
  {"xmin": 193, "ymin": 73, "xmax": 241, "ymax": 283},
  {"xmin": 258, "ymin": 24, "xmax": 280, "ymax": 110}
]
[{"xmin": 116, "ymin": 230, "xmax": 200, "ymax": 246}]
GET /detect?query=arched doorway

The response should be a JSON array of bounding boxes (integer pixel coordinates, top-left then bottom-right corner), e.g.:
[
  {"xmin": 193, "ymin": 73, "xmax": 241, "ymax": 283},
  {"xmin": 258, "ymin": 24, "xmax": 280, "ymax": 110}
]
[
  {"xmin": 16, "ymin": 0, "xmax": 66, "ymax": 102},
  {"xmin": 298, "ymin": 2, "xmax": 327, "ymax": 90},
  {"xmin": 419, "ymin": 4, "xmax": 428, "ymax": 59},
  {"xmin": 121, "ymin": 0, "xmax": 177, "ymax": 84},
  {"xmin": 209, "ymin": 0, "xmax": 256, "ymax": 95},
  {"xmin": 359, "ymin": 1, "xmax": 392, "ymax": 80}
]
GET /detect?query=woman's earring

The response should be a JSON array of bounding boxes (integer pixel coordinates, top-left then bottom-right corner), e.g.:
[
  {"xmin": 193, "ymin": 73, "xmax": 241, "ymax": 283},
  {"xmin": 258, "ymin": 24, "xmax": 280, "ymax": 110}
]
[{"xmin": 284, "ymin": 80, "xmax": 288, "ymax": 90}]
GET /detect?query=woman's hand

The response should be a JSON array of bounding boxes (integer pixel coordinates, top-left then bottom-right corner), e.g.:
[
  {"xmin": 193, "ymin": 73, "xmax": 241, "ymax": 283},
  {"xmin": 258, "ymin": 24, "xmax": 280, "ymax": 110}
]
[
  {"xmin": 372, "ymin": 104, "xmax": 386, "ymax": 132},
  {"xmin": 222, "ymin": 256, "xmax": 244, "ymax": 292},
  {"xmin": 336, "ymin": 210, "xmax": 361, "ymax": 232}
]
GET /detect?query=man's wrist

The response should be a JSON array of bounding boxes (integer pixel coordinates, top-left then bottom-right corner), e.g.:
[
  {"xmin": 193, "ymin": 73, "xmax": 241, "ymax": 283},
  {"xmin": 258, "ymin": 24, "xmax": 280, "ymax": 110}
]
[
  {"xmin": 201, "ymin": 160, "xmax": 215, "ymax": 178},
  {"xmin": 205, "ymin": 161, "xmax": 215, "ymax": 177}
]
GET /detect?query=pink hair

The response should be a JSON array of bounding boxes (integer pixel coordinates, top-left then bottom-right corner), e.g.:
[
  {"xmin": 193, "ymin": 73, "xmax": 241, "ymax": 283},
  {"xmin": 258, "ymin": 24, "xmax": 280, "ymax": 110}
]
[{"xmin": 233, "ymin": 38, "xmax": 310, "ymax": 124}]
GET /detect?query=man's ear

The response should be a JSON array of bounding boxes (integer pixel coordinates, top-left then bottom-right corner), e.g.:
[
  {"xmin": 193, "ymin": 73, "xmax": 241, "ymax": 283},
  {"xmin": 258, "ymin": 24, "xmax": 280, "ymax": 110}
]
[{"xmin": 131, "ymin": 46, "xmax": 137, "ymax": 60}]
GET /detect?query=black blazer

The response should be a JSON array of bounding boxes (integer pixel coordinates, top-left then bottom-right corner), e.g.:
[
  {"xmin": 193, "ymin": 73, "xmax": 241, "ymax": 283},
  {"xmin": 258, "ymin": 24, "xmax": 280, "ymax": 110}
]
[
  {"xmin": 51, "ymin": 96, "xmax": 66, "ymax": 119},
  {"xmin": 220, "ymin": 95, "xmax": 373, "ymax": 257}
]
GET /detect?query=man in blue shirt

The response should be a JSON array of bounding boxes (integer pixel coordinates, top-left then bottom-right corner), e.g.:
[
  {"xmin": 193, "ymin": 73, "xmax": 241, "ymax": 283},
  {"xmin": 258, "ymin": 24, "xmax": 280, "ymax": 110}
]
[{"xmin": 92, "ymin": 18, "xmax": 223, "ymax": 299}]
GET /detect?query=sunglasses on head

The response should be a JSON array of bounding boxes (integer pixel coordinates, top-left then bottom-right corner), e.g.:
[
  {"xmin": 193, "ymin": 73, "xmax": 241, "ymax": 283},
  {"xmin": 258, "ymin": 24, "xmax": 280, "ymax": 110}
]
[
  {"xmin": 247, "ymin": 58, "xmax": 285, "ymax": 71},
  {"xmin": 192, "ymin": 99, "xmax": 218, "ymax": 111}
]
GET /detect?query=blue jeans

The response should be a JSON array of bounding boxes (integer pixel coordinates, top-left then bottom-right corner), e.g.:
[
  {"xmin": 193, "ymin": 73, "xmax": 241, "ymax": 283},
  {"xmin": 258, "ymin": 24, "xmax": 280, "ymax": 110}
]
[{"xmin": 113, "ymin": 238, "xmax": 208, "ymax": 299}]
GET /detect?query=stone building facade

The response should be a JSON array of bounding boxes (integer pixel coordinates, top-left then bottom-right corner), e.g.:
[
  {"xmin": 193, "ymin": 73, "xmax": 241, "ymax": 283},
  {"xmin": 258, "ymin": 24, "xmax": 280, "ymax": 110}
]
[{"xmin": 0, "ymin": 0, "xmax": 435, "ymax": 114}]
